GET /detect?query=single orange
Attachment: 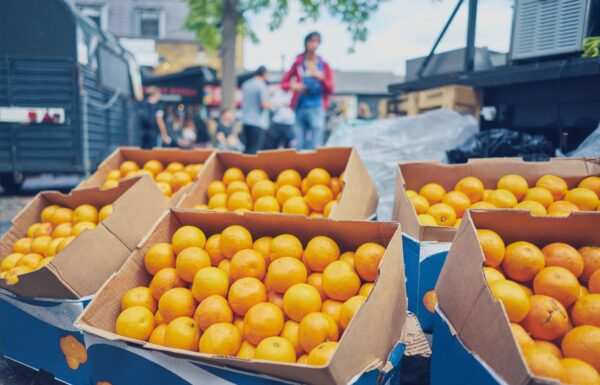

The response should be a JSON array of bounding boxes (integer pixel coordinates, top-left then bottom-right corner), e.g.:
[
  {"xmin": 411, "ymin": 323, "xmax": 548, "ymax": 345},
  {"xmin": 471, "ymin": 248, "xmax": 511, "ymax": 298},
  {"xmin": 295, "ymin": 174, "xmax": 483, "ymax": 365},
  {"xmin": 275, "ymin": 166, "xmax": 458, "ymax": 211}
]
[
  {"xmin": 220, "ymin": 225, "xmax": 253, "ymax": 259},
  {"xmin": 409, "ymin": 195, "xmax": 430, "ymax": 214},
  {"xmin": 497, "ymin": 174, "xmax": 529, "ymax": 201},
  {"xmin": 560, "ymin": 357, "xmax": 600, "ymax": 385},
  {"xmin": 422, "ymin": 290, "xmax": 438, "ymax": 313},
  {"xmin": 590, "ymin": 270, "xmax": 600, "ymax": 294},
  {"xmin": 276, "ymin": 169, "xmax": 302, "ymax": 188},
  {"xmin": 536, "ymin": 175, "xmax": 568, "ymax": 201},
  {"xmin": 524, "ymin": 187, "xmax": 554, "ymax": 208},
  {"xmin": 359, "ymin": 283, "xmax": 374, "ymax": 298},
  {"xmin": 514, "ymin": 200, "xmax": 547, "ymax": 216},
  {"xmin": 321, "ymin": 300, "xmax": 343, "ymax": 330},
  {"xmin": 427, "ymin": 203, "xmax": 456, "ymax": 226},
  {"xmin": 0, "ymin": 253, "xmax": 23, "ymax": 272},
  {"xmin": 533, "ymin": 266, "xmax": 580, "ymax": 307},
  {"xmin": 565, "ymin": 188, "xmax": 599, "ymax": 211},
  {"xmin": 16, "ymin": 253, "xmax": 43, "ymax": 269},
  {"xmin": 265, "ymin": 257, "xmax": 307, "ymax": 293},
  {"xmin": 571, "ymin": 294, "xmax": 600, "ymax": 327},
  {"xmin": 470, "ymin": 201, "xmax": 497, "ymax": 209},
  {"xmin": 542, "ymin": 243, "xmax": 584, "ymax": 278},
  {"xmin": 282, "ymin": 283, "xmax": 323, "ymax": 322},
  {"xmin": 226, "ymin": 180, "xmax": 250, "ymax": 195},
  {"xmin": 532, "ymin": 340, "xmax": 562, "ymax": 359},
  {"xmin": 419, "ymin": 183, "xmax": 446, "ymax": 205},
  {"xmin": 521, "ymin": 345, "xmax": 564, "ymax": 381},
  {"xmin": 222, "ymin": 167, "xmax": 245, "ymax": 186},
  {"xmin": 476, "ymin": 229, "xmax": 506, "ymax": 268},
  {"xmin": 306, "ymin": 168, "xmax": 332, "ymax": 189},
  {"xmin": 489, "ymin": 280, "xmax": 530, "ymax": 322},
  {"xmin": 323, "ymin": 200, "xmax": 337, "ymax": 217},
  {"xmin": 157, "ymin": 288, "xmax": 197, "ymax": 323},
  {"xmin": 120, "ymin": 160, "xmax": 140, "ymax": 176},
  {"xmin": 510, "ymin": 323, "xmax": 534, "ymax": 349},
  {"xmin": 175, "ymin": 247, "xmax": 211, "ymax": 283},
  {"xmin": 236, "ymin": 341, "xmax": 256, "ymax": 359},
  {"xmin": 442, "ymin": 191, "xmax": 471, "ymax": 218},
  {"xmin": 246, "ymin": 169, "xmax": 269, "ymax": 189},
  {"xmin": 229, "ymin": 249, "xmax": 266, "ymax": 281},
  {"xmin": 149, "ymin": 324, "xmax": 167, "ymax": 346},
  {"xmin": 144, "ymin": 243, "xmax": 176, "ymax": 276},
  {"xmin": 322, "ymin": 261, "xmax": 361, "ymax": 301},
  {"xmin": 307, "ymin": 341, "xmax": 338, "ymax": 366},
  {"xmin": 122, "ymin": 286, "xmax": 157, "ymax": 313},
  {"xmin": 70, "ymin": 221, "xmax": 96, "ymax": 236},
  {"xmin": 254, "ymin": 336, "xmax": 297, "ymax": 363},
  {"xmin": 253, "ymin": 236, "xmax": 272, "ymax": 258},
  {"xmin": 30, "ymin": 236, "xmax": 53, "ymax": 255},
  {"xmin": 307, "ymin": 272, "xmax": 328, "ymax": 301},
  {"xmin": 33, "ymin": 222, "xmax": 53, "ymax": 237},
  {"xmin": 98, "ymin": 204, "xmax": 113, "ymax": 222},
  {"xmin": 547, "ymin": 200, "xmax": 580, "ymax": 215},
  {"xmin": 305, "ymin": 185, "xmax": 333, "ymax": 212},
  {"xmin": 269, "ymin": 234, "xmax": 303, "ymax": 261},
  {"xmin": 304, "ymin": 235, "xmax": 340, "ymax": 272},
  {"xmin": 579, "ymin": 176, "xmax": 600, "ymax": 197},
  {"xmin": 227, "ymin": 191, "xmax": 253, "ymax": 211},
  {"xmin": 243, "ymin": 303, "xmax": 285, "ymax": 345},
  {"xmin": 251, "ymin": 180, "xmax": 277, "ymax": 201},
  {"xmin": 280, "ymin": 320, "xmax": 303, "ymax": 356},
  {"xmin": 298, "ymin": 312, "xmax": 339, "ymax": 353},
  {"xmin": 40, "ymin": 205, "xmax": 59, "ymax": 223},
  {"xmin": 143, "ymin": 159, "xmax": 164, "ymax": 175},
  {"xmin": 149, "ymin": 268, "xmax": 186, "ymax": 301},
  {"xmin": 207, "ymin": 180, "xmax": 226, "ymax": 198},
  {"xmin": 522, "ymin": 295, "xmax": 570, "ymax": 341},
  {"xmin": 580, "ymin": 246, "xmax": 600, "ymax": 282},
  {"xmin": 116, "ymin": 306, "xmax": 155, "ymax": 341},
  {"xmin": 339, "ymin": 295, "xmax": 366, "ymax": 330},
  {"xmin": 330, "ymin": 177, "xmax": 342, "ymax": 197},
  {"xmin": 193, "ymin": 295, "xmax": 233, "ymax": 331},
  {"xmin": 164, "ymin": 316, "xmax": 201, "ymax": 352},
  {"xmin": 199, "ymin": 323, "xmax": 241, "ymax": 356},
  {"xmin": 156, "ymin": 171, "xmax": 173, "ymax": 184},
  {"xmin": 417, "ymin": 214, "xmax": 437, "ymax": 226},
  {"xmin": 561, "ymin": 325, "xmax": 600, "ymax": 371},
  {"xmin": 483, "ymin": 267, "xmax": 505, "ymax": 285},
  {"xmin": 487, "ymin": 189, "xmax": 518, "ymax": 209},
  {"xmin": 228, "ymin": 277, "xmax": 267, "ymax": 316},
  {"xmin": 204, "ymin": 234, "xmax": 226, "ymax": 266},
  {"xmin": 73, "ymin": 204, "xmax": 98, "ymax": 224},
  {"xmin": 253, "ymin": 196, "xmax": 280, "ymax": 213},
  {"xmin": 354, "ymin": 242, "xmax": 385, "ymax": 282},
  {"xmin": 282, "ymin": 196, "xmax": 310, "ymax": 215},
  {"xmin": 172, "ymin": 226, "xmax": 206, "ymax": 254},
  {"xmin": 157, "ymin": 182, "xmax": 173, "ymax": 197},
  {"xmin": 102, "ymin": 179, "xmax": 119, "ymax": 189},
  {"xmin": 191, "ymin": 266, "xmax": 229, "ymax": 302},
  {"xmin": 455, "ymin": 176, "xmax": 485, "ymax": 202},
  {"xmin": 502, "ymin": 241, "xmax": 545, "ymax": 282}
]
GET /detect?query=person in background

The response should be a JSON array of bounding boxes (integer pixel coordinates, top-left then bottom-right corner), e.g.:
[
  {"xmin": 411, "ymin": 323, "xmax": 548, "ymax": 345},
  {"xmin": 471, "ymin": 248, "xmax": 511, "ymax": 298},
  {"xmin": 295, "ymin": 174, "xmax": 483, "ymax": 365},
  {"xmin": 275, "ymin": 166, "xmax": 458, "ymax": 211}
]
[
  {"xmin": 162, "ymin": 105, "xmax": 180, "ymax": 148},
  {"xmin": 216, "ymin": 109, "xmax": 243, "ymax": 152},
  {"xmin": 175, "ymin": 109, "xmax": 198, "ymax": 149},
  {"xmin": 281, "ymin": 31, "xmax": 334, "ymax": 150},
  {"xmin": 266, "ymin": 94, "xmax": 295, "ymax": 149},
  {"xmin": 140, "ymin": 86, "xmax": 169, "ymax": 148},
  {"xmin": 192, "ymin": 105, "xmax": 211, "ymax": 148},
  {"xmin": 357, "ymin": 102, "xmax": 372, "ymax": 120},
  {"xmin": 241, "ymin": 66, "xmax": 271, "ymax": 154}
]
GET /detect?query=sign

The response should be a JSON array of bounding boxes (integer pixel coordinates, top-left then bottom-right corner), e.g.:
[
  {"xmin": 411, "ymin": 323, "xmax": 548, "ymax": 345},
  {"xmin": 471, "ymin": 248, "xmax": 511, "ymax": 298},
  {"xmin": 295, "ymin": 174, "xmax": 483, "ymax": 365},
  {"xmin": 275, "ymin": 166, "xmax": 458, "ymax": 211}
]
[{"xmin": 0, "ymin": 107, "xmax": 66, "ymax": 124}]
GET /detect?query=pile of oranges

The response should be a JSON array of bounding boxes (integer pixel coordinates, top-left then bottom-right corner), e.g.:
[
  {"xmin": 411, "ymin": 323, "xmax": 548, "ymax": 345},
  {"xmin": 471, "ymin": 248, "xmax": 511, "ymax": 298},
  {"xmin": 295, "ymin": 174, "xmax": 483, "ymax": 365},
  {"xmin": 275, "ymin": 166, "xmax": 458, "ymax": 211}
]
[
  {"xmin": 409, "ymin": 175, "xmax": 600, "ymax": 227},
  {"xmin": 477, "ymin": 229, "xmax": 600, "ymax": 383},
  {"xmin": 115, "ymin": 224, "xmax": 385, "ymax": 365},
  {"xmin": 193, "ymin": 167, "xmax": 344, "ymax": 217},
  {"xmin": 0, "ymin": 203, "xmax": 113, "ymax": 284},
  {"xmin": 102, "ymin": 160, "xmax": 204, "ymax": 198}
]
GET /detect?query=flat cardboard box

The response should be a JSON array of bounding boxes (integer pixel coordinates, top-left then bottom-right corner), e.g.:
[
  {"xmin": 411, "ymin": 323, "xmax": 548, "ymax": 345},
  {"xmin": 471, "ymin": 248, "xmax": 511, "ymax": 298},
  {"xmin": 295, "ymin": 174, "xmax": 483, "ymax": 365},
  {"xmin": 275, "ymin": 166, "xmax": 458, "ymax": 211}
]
[
  {"xmin": 177, "ymin": 148, "xmax": 379, "ymax": 220},
  {"xmin": 392, "ymin": 157, "xmax": 600, "ymax": 331},
  {"xmin": 0, "ymin": 176, "xmax": 170, "ymax": 299},
  {"xmin": 436, "ymin": 210, "xmax": 600, "ymax": 385},
  {"xmin": 76, "ymin": 209, "xmax": 406, "ymax": 385},
  {"xmin": 76, "ymin": 147, "xmax": 215, "ymax": 204}
]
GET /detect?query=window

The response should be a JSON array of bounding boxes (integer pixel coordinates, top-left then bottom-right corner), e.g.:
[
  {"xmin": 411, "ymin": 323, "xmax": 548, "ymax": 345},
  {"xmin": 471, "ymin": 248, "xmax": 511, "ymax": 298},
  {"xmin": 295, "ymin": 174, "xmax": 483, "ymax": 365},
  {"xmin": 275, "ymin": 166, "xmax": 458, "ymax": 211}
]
[
  {"xmin": 136, "ymin": 8, "xmax": 164, "ymax": 39},
  {"xmin": 77, "ymin": 4, "xmax": 108, "ymax": 30}
]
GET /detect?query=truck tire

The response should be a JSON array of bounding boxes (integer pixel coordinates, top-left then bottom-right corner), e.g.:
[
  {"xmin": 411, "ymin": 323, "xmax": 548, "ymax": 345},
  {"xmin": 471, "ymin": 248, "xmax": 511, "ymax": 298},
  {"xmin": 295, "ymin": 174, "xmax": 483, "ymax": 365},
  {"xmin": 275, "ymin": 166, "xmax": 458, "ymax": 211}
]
[{"xmin": 0, "ymin": 173, "xmax": 24, "ymax": 194}]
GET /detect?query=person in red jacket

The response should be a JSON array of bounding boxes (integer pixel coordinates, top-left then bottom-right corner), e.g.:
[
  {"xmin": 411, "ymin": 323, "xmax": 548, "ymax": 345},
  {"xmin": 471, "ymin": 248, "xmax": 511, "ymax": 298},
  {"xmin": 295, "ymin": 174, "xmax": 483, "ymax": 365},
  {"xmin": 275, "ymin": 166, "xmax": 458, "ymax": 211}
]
[{"xmin": 281, "ymin": 31, "xmax": 334, "ymax": 150}]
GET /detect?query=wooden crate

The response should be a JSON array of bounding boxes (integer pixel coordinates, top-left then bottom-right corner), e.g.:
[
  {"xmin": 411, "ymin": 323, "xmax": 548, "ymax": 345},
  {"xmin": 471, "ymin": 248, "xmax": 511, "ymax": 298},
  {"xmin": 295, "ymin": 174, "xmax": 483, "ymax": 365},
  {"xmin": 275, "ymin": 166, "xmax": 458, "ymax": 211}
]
[{"xmin": 396, "ymin": 85, "xmax": 482, "ymax": 118}]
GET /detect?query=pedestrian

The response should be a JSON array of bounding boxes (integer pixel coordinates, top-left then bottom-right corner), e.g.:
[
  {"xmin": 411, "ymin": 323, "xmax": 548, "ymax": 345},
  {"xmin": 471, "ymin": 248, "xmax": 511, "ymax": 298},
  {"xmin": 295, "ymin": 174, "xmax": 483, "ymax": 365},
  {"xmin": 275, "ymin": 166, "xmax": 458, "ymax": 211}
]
[
  {"xmin": 281, "ymin": 31, "xmax": 334, "ymax": 150},
  {"xmin": 241, "ymin": 66, "xmax": 271, "ymax": 154},
  {"xmin": 266, "ymin": 92, "xmax": 295, "ymax": 149},
  {"xmin": 140, "ymin": 86, "xmax": 170, "ymax": 149},
  {"xmin": 216, "ymin": 109, "xmax": 244, "ymax": 152},
  {"xmin": 192, "ymin": 105, "xmax": 211, "ymax": 148}
]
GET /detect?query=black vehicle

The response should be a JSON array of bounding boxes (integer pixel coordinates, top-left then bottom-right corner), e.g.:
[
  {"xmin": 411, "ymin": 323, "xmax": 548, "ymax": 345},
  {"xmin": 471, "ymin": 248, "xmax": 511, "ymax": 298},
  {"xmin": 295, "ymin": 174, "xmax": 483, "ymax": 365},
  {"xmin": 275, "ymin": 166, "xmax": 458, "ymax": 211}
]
[{"xmin": 0, "ymin": 0, "xmax": 143, "ymax": 192}]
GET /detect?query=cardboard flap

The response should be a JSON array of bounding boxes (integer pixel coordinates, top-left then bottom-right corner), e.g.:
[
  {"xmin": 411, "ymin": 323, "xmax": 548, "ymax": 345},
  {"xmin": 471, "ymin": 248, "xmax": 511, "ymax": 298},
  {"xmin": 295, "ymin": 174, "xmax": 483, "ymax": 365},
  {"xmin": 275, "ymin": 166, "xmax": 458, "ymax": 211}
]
[
  {"xmin": 335, "ymin": 149, "xmax": 379, "ymax": 220},
  {"xmin": 0, "ymin": 262, "xmax": 78, "ymax": 298}
]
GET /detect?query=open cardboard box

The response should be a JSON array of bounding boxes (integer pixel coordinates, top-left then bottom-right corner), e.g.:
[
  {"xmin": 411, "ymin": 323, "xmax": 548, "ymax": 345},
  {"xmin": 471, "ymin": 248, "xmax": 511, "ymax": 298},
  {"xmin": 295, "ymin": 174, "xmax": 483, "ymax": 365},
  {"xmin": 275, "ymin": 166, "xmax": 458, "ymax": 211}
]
[
  {"xmin": 392, "ymin": 157, "xmax": 600, "ymax": 331},
  {"xmin": 76, "ymin": 147, "xmax": 215, "ymax": 204},
  {"xmin": 76, "ymin": 209, "xmax": 406, "ymax": 385},
  {"xmin": 0, "ymin": 176, "xmax": 170, "ymax": 299},
  {"xmin": 435, "ymin": 210, "xmax": 600, "ymax": 385},
  {"xmin": 177, "ymin": 148, "xmax": 379, "ymax": 220}
]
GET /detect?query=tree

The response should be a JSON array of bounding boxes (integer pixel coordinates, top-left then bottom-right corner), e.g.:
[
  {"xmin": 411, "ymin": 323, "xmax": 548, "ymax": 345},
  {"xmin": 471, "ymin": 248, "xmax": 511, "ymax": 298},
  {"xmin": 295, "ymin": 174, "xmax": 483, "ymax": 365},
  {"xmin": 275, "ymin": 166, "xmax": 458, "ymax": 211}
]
[{"xmin": 185, "ymin": 0, "xmax": 383, "ymax": 110}]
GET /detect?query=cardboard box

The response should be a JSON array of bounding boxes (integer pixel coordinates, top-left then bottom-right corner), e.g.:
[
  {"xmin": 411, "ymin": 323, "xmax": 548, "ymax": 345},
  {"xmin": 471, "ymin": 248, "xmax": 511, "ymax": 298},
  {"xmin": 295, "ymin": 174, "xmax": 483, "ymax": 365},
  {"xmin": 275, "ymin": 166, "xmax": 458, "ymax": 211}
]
[
  {"xmin": 392, "ymin": 157, "xmax": 600, "ymax": 332},
  {"xmin": 77, "ymin": 147, "xmax": 215, "ymax": 204},
  {"xmin": 76, "ymin": 210, "xmax": 406, "ymax": 384},
  {"xmin": 434, "ymin": 210, "xmax": 600, "ymax": 385},
  {"xmin": 177, "ymin": 148, "xmax": 379, "ymax": 220},
  {"xmin": 0, "ymin": 176, "xmax": 170, "ymax": 385}
]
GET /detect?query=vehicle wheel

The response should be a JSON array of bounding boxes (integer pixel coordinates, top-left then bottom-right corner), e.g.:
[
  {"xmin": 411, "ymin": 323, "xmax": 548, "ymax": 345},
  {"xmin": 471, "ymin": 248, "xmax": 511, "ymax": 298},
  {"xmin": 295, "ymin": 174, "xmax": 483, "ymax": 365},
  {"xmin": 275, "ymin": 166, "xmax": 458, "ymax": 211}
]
[{"xmin": 0, "ymin": 172, "xmax": 24, "ymax": 193}]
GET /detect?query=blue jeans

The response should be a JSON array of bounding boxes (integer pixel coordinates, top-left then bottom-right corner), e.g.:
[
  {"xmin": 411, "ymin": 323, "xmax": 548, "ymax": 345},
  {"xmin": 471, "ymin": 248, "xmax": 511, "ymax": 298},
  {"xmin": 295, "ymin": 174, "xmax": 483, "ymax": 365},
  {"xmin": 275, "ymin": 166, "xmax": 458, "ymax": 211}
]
[{"xmin": 293, "ymin": 106, "xmax": 325, "ymax": 150}]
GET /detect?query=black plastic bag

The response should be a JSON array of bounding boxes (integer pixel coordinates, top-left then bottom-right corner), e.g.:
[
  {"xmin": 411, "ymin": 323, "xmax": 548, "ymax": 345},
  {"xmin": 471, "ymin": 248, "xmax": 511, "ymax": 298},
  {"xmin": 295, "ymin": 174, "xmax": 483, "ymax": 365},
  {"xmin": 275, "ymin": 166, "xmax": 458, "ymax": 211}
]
[{"xmin": 446, "ymin": 128, "xmax": 554, "ymax": 163}]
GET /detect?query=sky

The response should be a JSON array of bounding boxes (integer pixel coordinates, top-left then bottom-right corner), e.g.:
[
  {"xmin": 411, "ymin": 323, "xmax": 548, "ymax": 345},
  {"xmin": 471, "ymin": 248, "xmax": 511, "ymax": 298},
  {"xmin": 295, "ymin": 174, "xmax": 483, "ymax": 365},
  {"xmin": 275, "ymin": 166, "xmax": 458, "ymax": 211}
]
[{"xmin": 244, "ymin": 0, "xmax": 514, "ymax": 75}]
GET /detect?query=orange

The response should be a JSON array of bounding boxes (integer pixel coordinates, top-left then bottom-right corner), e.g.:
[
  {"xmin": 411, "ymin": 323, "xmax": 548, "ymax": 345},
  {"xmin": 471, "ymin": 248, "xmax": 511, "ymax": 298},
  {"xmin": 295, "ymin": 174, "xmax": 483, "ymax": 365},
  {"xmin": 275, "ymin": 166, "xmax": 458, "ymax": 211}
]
[
  {"xmin": 164, "ymin": 316, "xmax": 201, "ymax": 352},
  {"xmin": 115, "ymin": 306, "xmax": 155, "ymax": 341},
  {"xmin": 591, "ymin": 270, "xmax": 600, "ymax": 294},
  {"xmin": 243, "ymin": 303, "xmax": 285, "ymax": 345},
  {"xmin": 1, "ymin": 253, "xmax": 24, "ymax": 272},
  {"xmin": 487, "ymin": 189, "xmax": 518, "ymax": 208},
  {"xmin": 510, "ymin": 323, "xmax": 534, "ymax": 349},
  {"xmin": 571, "ymin": 294, "xmax": 600, "ymax": 327},
  {"xmin": 265, "ymin": 257, "xmax": 307, "ymax": 293},
  {"xmin": 122, "ymin": 287, "xmax": 157, "ymax": 313},
  {"xmin": 157, "ymin": 182, "xmax": 172, "ymax": 197},
  {"xmin": 476, "ymin": 229, "xmax": 505, "ymax": 268},
  {"xmin": 548, "ymin": 210, "xmax": 571, "ymax": 217},
  {"xmin": 562, "ymin": 326, "xmax": 600, "ymax": 371},
  {"xmin": 218, "ymin": 260, "xmax": 230, "ymax": 278},
  {"xmin": 149, "ymin": 324, "xmax": 167, "ymax": 346},
  {"xmin": 226, "ymin": 180, "xmax": 250, "ymax": 195},
  {"xmin": 525, "ymin": 187, "xmax": 554, "ymax": 208},
  {"xmin": 502, "ymin": 241, "xmax": 545, "ymax": 282},
  {"xmin": 514, "ymin": 200, "xmax": 547, "ymax": 216},
  {"xmin": 172, "ymin": 226, "xmax": 206, "ymax": 255},
  {"xmin": 56, "ymin": 236, "xmax": 75, "ymax": 253},
  {"xmin": 4, "ymin": 266, "xmax": 32, "ymax": 284},
  {"xmin": 489, "ymin": 280, "xmax": 530, "ymax": 322},
  {"xmin": 483, "ymin": 267, "xmax": 505, "ymax": 285},
  {"xmin": 280, "ymin": 320, "xmax": 302, "ymax": 355},
  {"xmin": 298, "ymin": 312, "xmax": 339, "ymax": 353},
  {"xmin": 270, "ymin": 234, "xmax": 303, "ymax": 261},
  {"xmin": 220, "ymin": 225, "xmax": 253, "ymax": 259},
  {"xmin": 252, "ymin": 196, "xmax": 279, "ymax": 213},
  {"xmin": 359, "ymin": 282, "xmax": 374, "ymax": 298},
  {"xmin": 339, "ymin": 295, "xmax": 366, "ymax": 330},
  {"xmin": 33, "ymin": 223, "xmax": 53, "ymax": 237},
  {"xmin": 417, "ymin": 214, "xmax": 437, "ymax": 226},
  {"xmin": 191, "ymin": 267, "xmax": 229, "ymax": 302},
  {"xmin": 579, "ymin": 176, "xmax": 600, "ymax": 197},
  {"xmin": 522, "ymin": 295, "xmax": 570, "ymax": 340},
  {"xmin": 580, "ymin": 247, "xmax": 600, "ymax": 282},
  {"xmin": 253, "ymin": 236, "xmax": 272, "ymax": 257},
  {"xmin": 165, "ymin": 161, "xmax": 185, "ymax": 173},
  {"xmin": 40, "ymin": 205, "xmax": 59, "ymax": 223},
  {"xmin": 199, "ymin": 323, "xmax": 241, "ymax": 355},
  {"xmin": 321, "ymin": 300, "xmax": 343, "ymax": 329},
  {"xmin": 204, "ymin": 234, "xmax": 225, "ymax": 266},
  {"xmin": 305, "ymin": 185, "xmax": 333, "ymax": 212},
  {"xmin": 143, "ymin": 159, "xmax": 164, "ymax": 175},
  {"xmin": 497, "ymin": 174, "xmax": 529, "ymax": 201},
  {"xmin": 70, "ymin": 221, "xmax": 96, "ymax": 236},
  {"xmin": 542, "ymin": 243, "xmax": 584, "ymax": 278},
  {"xmin": 406, "ymin": 190, "xmax": 418, "ymax": 198},
  {"xmin": 73, "ymin": 204, "xmax": 98, "ymax": 224},
  {"xmin": 533, "ymin": 266, "xmax": 580, "ymax": 307},
  {"xmin": 267, "ymin": 291, "xmax": 284, "ymax": 310},
  {"xmin": 30, "ymin": 236, "xmax": 52, "ymax": 255},
  {"xmin": 339, "ymin": 252, "xmax": 355, "ymax": 270},
  {"xmin": 157, "ymin": 288, "xmax": 197, "ymax": 323},
  {"xmin": 306, "ymin": 168, "xmax": 331, "ymax": 189},
  {"xmin": 222, "ymin": 167, "xmax": 245, "ymax": 186},
  {"xmin": 98, "ymin": 204, "xmax": 113, "ymax": 222},
  {"xmin": 228, "ymin": 277, "xmax": 267, "ymax": 315},
  {"xmin": 119, "ymin": 160, "xmax": 140, "ymax": 176},
  {"xmin": 426, "ymin": 203, "xmax": 456, "ymax": 226},
  {"xmin": 548, "ymin": 200, "xmax": 580, "ymax": 214},
  {"xmin": 330, "ymin": 177, "xmax": 342, "ymax": 197},
  {"xmin": 276, "ymin": 184, "xmax": 302, "ymax": 206},
  {"xmin": 207, "ymin": 180, "xmax": 226, "ymax": 198},
  {"xmin": 455, "ymin": 176, "xmax": 485, "ymax": 202},
  {"xmin": 246, "ymin": 169, "xmax": 269, "ymax": 189},
  {"xmin": 322, "ymin": 261, "xmax": 361, "ymax": 301},
  {"xmin": 26, "ymin": 223, "xmax": 41, "ymax": 238},
  {"xmin": 307, "ymin": 341, "xmax": 338, "ymax": 366},
  {"xmin": 276, "ymin": 169, "xmax": 302, "ymax": 188},
  {"xmin": 230, "ymin": 249, "xmax": 266, "ymax": 281},
  {"xmin": 156, "ymin": 171, "xmax": 173, "ymax": 184},
  {"xmin": 354, "ymin": 242, "xmax": 385, "ymax": 282},
  {"xmin": 227, "ymin": 191, "xmax": 253, "ymax": 211},
  {"xmin": 470, "ymin": 201, "xmax": 496, "ymax": 210},
  {"xmin": 442, "ymin": 191, "xmax": 471, "ymax": 218},
  {"xmin": 193, "ymin": 295, "xmax": 233, "ymax": 331},
  {"xmin": 282, "ymin": 196, "xmax": 310, "ymax": 215},
  {"xmin": 560, "ymin": 357, "xmax": 600, "ymax": 385},
  {"xmin": 185, "ymin": 163, "xmax": 203, "ymax": 179},
  {"xmin": 304, "ymin": 236, "xmax": 339, "ymax": 272},
  {"xmin": 323, "ymin": 200, "xmax": 337, "ymax": 217},
  {"xmin": 283, "ymin": 283, "xmax": 323, "ymax": 322},
  {"xmin": 254, "ymin": 336, "xmax": 296, "ymax": 363},
  {"xmin": 175, "ymin": 247, "xmax": 211, "ymax": 283},
  {"xmin": 566, "ymin": 188, "xmax": 599, "ymax": 211},
  {"xmin": 144, "ymin": 243, "xmax": 176, "ymax": 276},
  {"xmin": 422, "ymin": 290, "xmax": 438, "ymax": 313},
  {"xmin": 419, "ymin": 183, "xmax": 446, "ymax": 205},
  {"xmin": 50, "ymin": 207, "xmax": 74, "ymax": 226},
  {"xmin": 102, "ymin": 180, "xmax": 119, "ymax": 189},
  {"xmin": 533, "ymin": 340, "xmax": 562, "ymax": 359},
  {"xmin": 149, "ymin": 268, "xmax": 186, "ymax": 301},
  {"xmin": 307, "ymin": 272, "xmax": 328, "ymax": 300},
  {"xmin": 409, "ymin": 195, "xmax": 430, "ymax": 215},
  {"xmin": 16, "ymin": 253, "xmax": 43, "ymax": 269},
  {"xmin": 251, "ymin": 180, "xmax": 277, "ymax": 201},
  {"xmin": 236, "ymin": 341, "xmax": 256, "ymax": 359},
  {"xmin": 521, "ymin": 345, "xmax": 564, "ymax": 381},
  {"xmin": 536, "ymin": 175, "xmax": 568, "ymax": 201}
]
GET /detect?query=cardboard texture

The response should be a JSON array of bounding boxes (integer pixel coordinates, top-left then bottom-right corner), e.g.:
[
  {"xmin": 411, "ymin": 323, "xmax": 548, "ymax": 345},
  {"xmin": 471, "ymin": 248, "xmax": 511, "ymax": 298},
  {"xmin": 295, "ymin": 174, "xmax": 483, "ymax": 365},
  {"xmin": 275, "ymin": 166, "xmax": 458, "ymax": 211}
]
[
  {"xmin": 76, "ymin": 209, "xmax": 406, "ymax": 385},
  {"xmin": 0, "ymin": 176, "xmax": 170, "ymax": 299},
  {"xmin": 76, "ymin": 147, "xmax": 215, "ymax": 204},
  {"xmin": 436, "ymin": 210, "xmax": 600, "ymax": 385},
  {"xmin": 392, "ymin": 157, "xmax": 600, "ymax": 331},
  {"xmin": 177, "ymin": 148, "xmax": 379, "ymax": 221}
]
